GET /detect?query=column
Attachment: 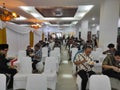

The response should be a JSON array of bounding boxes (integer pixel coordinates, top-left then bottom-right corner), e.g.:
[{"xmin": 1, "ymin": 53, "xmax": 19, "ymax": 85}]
[
  {"xmin": 81, "ymin": 20, "xmax": 89, "ymax": 41},
  {"xmin": 99, "ymin": 0, "xmax": 119, "ymax": 50}
]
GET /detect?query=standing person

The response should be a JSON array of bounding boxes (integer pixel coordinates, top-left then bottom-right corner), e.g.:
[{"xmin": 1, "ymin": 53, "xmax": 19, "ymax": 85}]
[
  {"xmin": 0, "ymin": 44, "xmax": 17, "ymax": 89},
  {"xmin": 74, "ymin": 46, "xmax": 95, "ymax": 90},
  {"xmin": 102, "ymin": 50, "xmax": 120, "ymax": 80},
  {"xmin": 32, "ymin": 44, "xmax": 42, "ymax": 73}
]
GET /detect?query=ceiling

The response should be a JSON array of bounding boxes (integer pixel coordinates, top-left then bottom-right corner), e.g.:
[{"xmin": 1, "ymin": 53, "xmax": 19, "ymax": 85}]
[{"xmin": 0, "ymin": 0, "xmax": 119, "ymax": 28}]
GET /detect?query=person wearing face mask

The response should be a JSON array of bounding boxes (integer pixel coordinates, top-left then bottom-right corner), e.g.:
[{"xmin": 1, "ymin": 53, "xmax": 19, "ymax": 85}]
[{"xmin": 102, "ymin": 50, "xmax": 120, "ymax": 80}]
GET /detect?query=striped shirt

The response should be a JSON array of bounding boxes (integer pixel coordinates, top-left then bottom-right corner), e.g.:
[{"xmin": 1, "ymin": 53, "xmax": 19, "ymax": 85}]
[{"xmin": 74, "ymin": 52, "xmax": 93, "ymax": 72}]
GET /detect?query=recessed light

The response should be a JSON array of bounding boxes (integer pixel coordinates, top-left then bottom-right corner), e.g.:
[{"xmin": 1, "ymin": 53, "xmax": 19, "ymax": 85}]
[{"xmin": 92, "ymin": 17, "xmax": 95, "ymax": 21}]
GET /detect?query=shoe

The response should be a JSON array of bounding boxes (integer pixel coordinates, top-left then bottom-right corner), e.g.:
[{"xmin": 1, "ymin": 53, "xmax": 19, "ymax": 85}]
[{"xmin": 32, "ymin": 69, "xmax": 38, "ymax": 73}]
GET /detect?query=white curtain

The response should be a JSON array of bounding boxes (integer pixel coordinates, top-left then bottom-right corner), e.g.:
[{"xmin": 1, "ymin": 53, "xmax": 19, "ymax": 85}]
[
  {"xmin": 34, "ymin": 30, "xmax": 42, "ymax": 45},
  {"xmin": 6, "ymin": 22, "xmax": 30, "ymax": 57}
]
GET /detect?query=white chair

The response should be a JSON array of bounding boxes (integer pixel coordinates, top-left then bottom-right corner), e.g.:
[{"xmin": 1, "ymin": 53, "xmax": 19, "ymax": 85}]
[
  {"xmin": 42, "ymin": 47, "xmax": 48, "ymax": 63},
  {"xmin": 26, "ymin": 74, "xmax": 47, "ymax": 90},
  {"xmin": 89, "ymin": 75, "xmax": 111, "ymax": 90},
  {"xmin": 50, "ymin": 50, "xmax": 60, "ymax": 64},
  {"xmin": 36, "ymin": 61, "xmax": 44, "ymax": 72},
  {"xmin": 53, "ymin": 47, "xmax": 61, "ymax": 62},
  {"xmin": 76, "ymin": 75, "xmax": 89, "ymax": 90},
  {"xmin": 13, "ymin": 57, "xmax": 32, "ymax": 90},
  {"xmin": 43, "ymin": 57, "xmax": 57, "ymax": 90},
  {"xmin": 71, "ymin": 48, "xmax": 78, "ymax": 62},
  {"xmin": 110, "ymin": 77, "xmax": 120, "ymax": 90},
  {"xmin": 0, "ymin": 74, "xmax": 6, "ymax": 90}
]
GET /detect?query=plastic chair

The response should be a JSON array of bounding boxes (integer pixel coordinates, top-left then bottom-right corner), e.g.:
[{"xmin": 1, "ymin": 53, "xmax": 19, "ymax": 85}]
[
  {"xmin": 89, "ymin": 75, "xmax": 111, "ymax": 90},
  {"xmin": 0, "ymin": 74, "xmax": 6, "ymax": 90},
  {"xmin": 26, "ymin": 74, "xmax": 47, "ymax": 90}
]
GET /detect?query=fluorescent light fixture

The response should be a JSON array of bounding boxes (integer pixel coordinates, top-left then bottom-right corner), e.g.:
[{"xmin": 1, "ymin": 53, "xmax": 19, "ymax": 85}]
[
  {"xmin": 14, "ymin": 16, "xmax": 26, "ymax": 20},
  {"xmin": 62, "ymin": 74, "xmax": 73, "ymax": 78}
]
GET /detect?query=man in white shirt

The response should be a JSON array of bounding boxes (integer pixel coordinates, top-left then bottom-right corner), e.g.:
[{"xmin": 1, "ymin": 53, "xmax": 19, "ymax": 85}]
[{"xmin": 74, "ymin": 46, "xmax": 95, "ymax": 90}]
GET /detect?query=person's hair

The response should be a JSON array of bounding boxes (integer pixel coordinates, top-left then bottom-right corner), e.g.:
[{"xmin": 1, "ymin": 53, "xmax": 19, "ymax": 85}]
[
  {"xmin": 35, "ymin": 44, "xmax": 40, "ymax": 48},
  {"xmin": 114, "ymin": 51, "xmax": 120, "ymax": 56},
  {"xmin": 107, "ymin": 43, "xmax": 114, "ymax": 48},
  {"xmin": 83, "ymin": 45, "xmax": 92, "ymax": 50},
  {"xmin": 0, "ymin": 44, "xmax": 9, "ymax": 50}
]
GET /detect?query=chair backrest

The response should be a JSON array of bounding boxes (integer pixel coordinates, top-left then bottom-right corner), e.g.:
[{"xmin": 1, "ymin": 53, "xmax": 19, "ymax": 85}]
[
  {"xmin": 0, "ymin": 74, "xmax": 6, "ymax": 90},
  {"xmin": 19, "ymin": 57, "xmax": 32, "ymax": 74},
  {"xmin": 89, "ymin": 75, "xmax": 111, "ymax": 90},
  {"xmin": 42, "ymin": 47, "xmax": 48, "ymax": 57},
  {"xmin": 26, "ymin": 74, "xmax": 47, "ymax": 90},
  {"xmin": 44, "ymin": 57, "xmax": 57, "ymax": 73},
  {"xmin": 71, "ymin": 48, "xmax": 78, "ymax": 62},
  {"xmin": 18, "ymin": 50, "xmax": 26, "ymax": 58}
]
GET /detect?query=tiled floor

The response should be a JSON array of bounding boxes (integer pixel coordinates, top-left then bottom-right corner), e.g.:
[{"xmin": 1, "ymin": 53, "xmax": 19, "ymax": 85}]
[{"xmin": 56, "ymin": 46, "xmax": 77, "ymax": 90}]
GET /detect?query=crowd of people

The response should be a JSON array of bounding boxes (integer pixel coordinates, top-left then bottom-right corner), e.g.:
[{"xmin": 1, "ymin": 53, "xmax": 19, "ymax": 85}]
[{"xmin": 0, "ymin": 35, "xmax": 120, "ymax": 90}]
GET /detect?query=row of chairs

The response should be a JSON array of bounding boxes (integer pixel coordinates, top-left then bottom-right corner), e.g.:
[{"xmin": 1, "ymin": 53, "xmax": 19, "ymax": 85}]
[
  {"xmin": 13, "ymin": 47, "xmax": 61, "ymax": 90},
  {"xmin": 13, "ymin": 56, "xmax": 58, "ymax": 90},
  {"xmin": 0, "ymin": 74, "xmax": 48, "ymax": 90}
]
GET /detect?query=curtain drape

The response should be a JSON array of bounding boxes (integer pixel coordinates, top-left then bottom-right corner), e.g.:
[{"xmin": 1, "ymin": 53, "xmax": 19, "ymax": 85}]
[
  {"xmin": 30, "ymin": 31, "xmax": 34, "ymax": 47},
  {"xmin": 0, "ymin": 28, "xmax": 7, "ymax": 44}
]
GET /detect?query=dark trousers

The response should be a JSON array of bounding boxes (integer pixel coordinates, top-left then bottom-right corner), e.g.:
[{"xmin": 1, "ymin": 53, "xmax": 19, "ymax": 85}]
[
  {"xmin": 5, "ymin": 68, "xmax": 17, "ymax": 89},
  {"xmin": 32, "ymin": 60, "xmax": 39, "ymax": 70},
  {"xmin": 102, "ymin": 69, "xmax": 120, "ymax": 80},
  {"xmin": 77, "ymin": 70, "xmax": 95, "ymax": 90}
]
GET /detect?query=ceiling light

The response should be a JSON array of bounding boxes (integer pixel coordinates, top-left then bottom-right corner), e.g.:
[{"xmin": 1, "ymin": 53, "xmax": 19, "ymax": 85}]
[
  {"xmin": 31, "ymin": 23, "xmax": 41, "ymax": 29},
  {"xmin": 14, "ymin": 16, "xmax": 26, "ymax": 20},
  {"xmin": 92, "ymin": 24, "xmax": 96, "ymax": 27},
  {"xmin": 0, "ymin": 3, "xmax": 19, "ymax": 21},
  {"xmin": 53, "ymin": 8, "xmax": 63, "ymax": 16},
  {"xmin": 92, "ymin": 17, "xmax": 95, "ymax": 21}
]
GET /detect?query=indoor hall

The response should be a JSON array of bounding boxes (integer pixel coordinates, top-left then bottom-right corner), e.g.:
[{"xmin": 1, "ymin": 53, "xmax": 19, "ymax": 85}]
[{"xmin": 0, "ymin": 0, "xmax": 120, "ymax": 90}]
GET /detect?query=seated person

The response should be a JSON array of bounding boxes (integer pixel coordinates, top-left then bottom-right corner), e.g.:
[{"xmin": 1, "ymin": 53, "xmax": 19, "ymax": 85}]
[
  {"xmin": 0, "ymin": 44, "xmax": 17, "ymax": 89},
  {"xmin": 74, "ymin": 46, "xmax": 95, "ymax": 90},
  {"xmin": 32, "ymin": 44, "xmax": 42, "ymax": 73},
  {"xmin": 102, "ymin": 50, "xmax": 120, "ymax": 80},
  {"xmin": 26, "ymin": 45, "xmax": 34, "ymax": 57},
  {"xmin": 103, "ymin": 43, "xmax": 116, "ymax": 55}
]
